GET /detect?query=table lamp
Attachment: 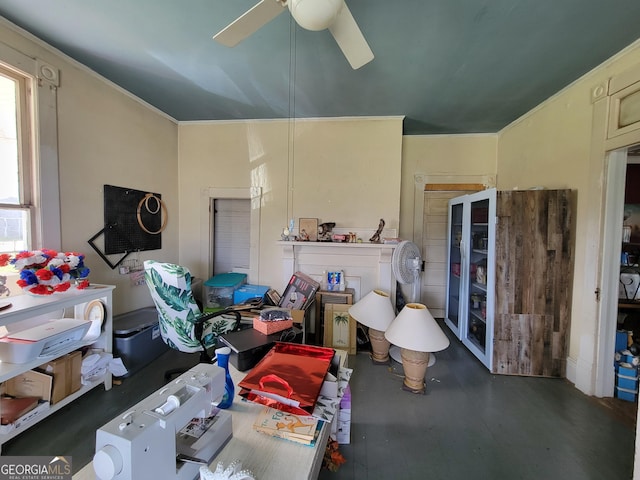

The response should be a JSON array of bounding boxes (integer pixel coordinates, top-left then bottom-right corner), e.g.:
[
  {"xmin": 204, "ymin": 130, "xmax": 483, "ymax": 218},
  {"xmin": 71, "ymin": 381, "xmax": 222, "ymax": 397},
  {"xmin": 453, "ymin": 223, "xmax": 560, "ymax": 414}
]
[
  {"xmin": 384, "ymin": 303, "xmax": 450, "ymax": 394},
  {"xmin": 348, "ymin": 289, "xmax": 396, "ymax": 364}
]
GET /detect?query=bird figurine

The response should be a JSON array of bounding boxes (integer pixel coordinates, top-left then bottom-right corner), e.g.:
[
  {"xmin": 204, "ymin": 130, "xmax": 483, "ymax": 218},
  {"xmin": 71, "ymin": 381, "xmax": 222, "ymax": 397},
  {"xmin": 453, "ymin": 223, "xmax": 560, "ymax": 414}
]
[{"xmin": 369, "ymin": 219, "xmax": 385, "ymax": 243}]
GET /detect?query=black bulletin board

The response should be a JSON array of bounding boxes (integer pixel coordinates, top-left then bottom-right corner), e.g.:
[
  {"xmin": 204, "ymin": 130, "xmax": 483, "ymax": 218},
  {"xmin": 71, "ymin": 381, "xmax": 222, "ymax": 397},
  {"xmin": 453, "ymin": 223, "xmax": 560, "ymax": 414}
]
[{"xmin": 104, "ymin": 185, "xmax": 162, "ymax": 254}]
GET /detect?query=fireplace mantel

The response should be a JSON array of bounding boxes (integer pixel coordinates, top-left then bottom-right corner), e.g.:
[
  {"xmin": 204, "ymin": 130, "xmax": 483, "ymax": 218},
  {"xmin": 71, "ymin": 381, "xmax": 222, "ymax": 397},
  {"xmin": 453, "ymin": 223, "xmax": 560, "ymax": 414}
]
[{"xmin": 277, "ymin": 241, "xmax": 397, "ymax": 303}]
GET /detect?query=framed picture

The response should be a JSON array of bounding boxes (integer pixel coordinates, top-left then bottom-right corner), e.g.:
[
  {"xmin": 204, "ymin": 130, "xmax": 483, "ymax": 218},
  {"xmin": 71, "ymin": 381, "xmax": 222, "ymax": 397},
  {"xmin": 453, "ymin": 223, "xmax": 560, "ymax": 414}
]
[
  {"xmin": 324, "ymin": 270, "xmax": 345, "ymax": 291},
  {"xmin": 323, "ymin": 303, "xmax": 356, "ymax": 355},
  {"xmin": 299, "ymin": 218, "xmax": 319, "ymax": 242}
]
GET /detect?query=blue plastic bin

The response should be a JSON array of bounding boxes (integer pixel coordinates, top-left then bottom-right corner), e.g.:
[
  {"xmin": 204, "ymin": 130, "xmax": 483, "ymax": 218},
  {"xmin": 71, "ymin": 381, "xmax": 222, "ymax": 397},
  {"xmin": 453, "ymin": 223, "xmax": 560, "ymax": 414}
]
[
  {"xmin": 616, "ymin": 330, "xmax": 629, "ymax": 352},
  {"xmin": 233, "ymin": 284, "xmax": 269, "ymax": 304},
  {"xmin": 615, "ymin": 386, "xmax": 638, "ymax": 402},
  {"xmin": 616, "ymin": 373, "xmax": 639, "ymax": 391},
  {"xmin": 204, "ymin": 273, "xmax": 247, "ymax": 310}
]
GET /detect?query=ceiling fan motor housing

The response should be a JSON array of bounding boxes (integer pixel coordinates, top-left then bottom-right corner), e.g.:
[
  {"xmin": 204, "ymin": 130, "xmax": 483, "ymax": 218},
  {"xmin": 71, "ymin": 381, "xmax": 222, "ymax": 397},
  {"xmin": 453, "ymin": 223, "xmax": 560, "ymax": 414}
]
[{"xmin": 288, "ymin": 0, "xmax": 343, "ymax": 31}]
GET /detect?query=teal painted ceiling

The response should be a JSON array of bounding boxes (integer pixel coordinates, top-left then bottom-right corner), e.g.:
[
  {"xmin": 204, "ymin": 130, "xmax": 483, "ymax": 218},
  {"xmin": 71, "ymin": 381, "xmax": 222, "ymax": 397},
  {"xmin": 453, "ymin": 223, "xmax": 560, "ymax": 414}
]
[{"xmin": 1, "ymin": 0, "xmax": 640, "ymax": 134}]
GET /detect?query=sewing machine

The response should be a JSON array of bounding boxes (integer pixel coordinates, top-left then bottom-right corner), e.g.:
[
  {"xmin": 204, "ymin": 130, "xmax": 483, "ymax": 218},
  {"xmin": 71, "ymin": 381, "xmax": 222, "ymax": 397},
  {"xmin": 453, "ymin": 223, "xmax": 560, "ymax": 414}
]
[{"xmin": 92, "ymin": 363, "xmax": 232, "ymax": 480}]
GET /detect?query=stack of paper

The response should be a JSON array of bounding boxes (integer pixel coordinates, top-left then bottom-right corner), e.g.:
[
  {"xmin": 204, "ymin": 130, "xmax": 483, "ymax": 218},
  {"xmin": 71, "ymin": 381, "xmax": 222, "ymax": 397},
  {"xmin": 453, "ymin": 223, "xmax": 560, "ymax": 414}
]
[{"xmin": 252, "ymin": 406, "xmax": 323, "ymax": 446}]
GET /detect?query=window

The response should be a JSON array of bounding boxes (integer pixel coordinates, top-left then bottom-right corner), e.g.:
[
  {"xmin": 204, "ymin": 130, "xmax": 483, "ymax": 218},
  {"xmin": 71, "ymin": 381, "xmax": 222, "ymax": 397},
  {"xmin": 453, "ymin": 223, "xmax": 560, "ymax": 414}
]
[
  {"xmin": 0, "ymin": 43, "xmax": 61, "ymax": 295},
  {"xmin": 0, "ymin": 64, "xmax": 34, "ymax": 253}
]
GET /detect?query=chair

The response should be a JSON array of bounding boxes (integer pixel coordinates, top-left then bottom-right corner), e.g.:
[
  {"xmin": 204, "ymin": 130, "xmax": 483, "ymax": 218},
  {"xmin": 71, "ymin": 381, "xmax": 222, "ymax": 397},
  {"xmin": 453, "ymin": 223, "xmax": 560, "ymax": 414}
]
[{"xmin": 143, "ymin": 260, "xmax": 241, "ymax": 379}]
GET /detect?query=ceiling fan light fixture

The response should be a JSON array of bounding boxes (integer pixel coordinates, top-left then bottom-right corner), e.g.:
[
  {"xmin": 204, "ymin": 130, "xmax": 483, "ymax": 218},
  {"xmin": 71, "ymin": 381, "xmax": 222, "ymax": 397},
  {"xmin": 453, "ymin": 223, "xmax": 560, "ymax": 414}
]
[{"xmin": 288, "ymin": 0, "xmax": 343, "ymax": 31}]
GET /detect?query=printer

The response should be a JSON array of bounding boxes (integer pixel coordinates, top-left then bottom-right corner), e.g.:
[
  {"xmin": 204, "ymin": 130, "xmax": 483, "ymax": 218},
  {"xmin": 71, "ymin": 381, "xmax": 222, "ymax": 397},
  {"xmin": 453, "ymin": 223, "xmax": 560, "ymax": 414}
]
[
  {"xmin": 0, "ymin": 318, "xmax": 91, "ymax": 364},
  {"xmin": 93, "ymin": 363, "xmax": 232, "ymax": 480}
]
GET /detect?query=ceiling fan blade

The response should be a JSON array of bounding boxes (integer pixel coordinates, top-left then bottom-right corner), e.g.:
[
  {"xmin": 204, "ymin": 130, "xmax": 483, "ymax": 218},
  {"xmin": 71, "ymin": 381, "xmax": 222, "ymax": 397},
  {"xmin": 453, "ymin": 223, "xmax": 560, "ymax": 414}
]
[
  {"xmin": 328, "ymin": 3, "xmax": 374, "ymax": 69},
  {"xmin": 213, "ymin": 0, "xmax": 286, "ymax": 47}
]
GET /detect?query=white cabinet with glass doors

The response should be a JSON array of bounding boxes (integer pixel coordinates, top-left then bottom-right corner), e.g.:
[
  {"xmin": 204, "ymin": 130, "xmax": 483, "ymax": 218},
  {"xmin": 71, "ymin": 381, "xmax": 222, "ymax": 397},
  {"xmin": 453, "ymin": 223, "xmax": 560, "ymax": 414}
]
[{"xmin": 445, "ymin": 189, "xmax": 496, "ymax": 370}]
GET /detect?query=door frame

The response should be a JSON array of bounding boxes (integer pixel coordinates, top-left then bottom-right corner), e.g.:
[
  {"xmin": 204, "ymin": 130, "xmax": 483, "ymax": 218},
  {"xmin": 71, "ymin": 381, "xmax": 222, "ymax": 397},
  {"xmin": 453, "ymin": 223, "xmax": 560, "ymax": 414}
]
[
  {"xmin": 412, "ymin": 174, "xmax": 496, "ymax": 307},
  {"xmin": 596, "ymin": 149, "xmax": 629, "ymax": 397},
  {"xmin": 589, "ymin": 63, "xmax": 640, "ymax": 397},
  {"xmin": 199, "ymin": 187, "xmax": 262, "ymax": 284}
]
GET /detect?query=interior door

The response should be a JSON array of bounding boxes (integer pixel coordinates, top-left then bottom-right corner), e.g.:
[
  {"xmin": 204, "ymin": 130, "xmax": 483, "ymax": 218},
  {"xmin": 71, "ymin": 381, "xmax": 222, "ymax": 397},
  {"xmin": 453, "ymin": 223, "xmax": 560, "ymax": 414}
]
[
  {"xmin": 212, "ymin": 198, "xmax": 251, "ymax": 276},
  {"xmin": 421, "ymin": 191, "xmax": 461, "ymax": 318}
]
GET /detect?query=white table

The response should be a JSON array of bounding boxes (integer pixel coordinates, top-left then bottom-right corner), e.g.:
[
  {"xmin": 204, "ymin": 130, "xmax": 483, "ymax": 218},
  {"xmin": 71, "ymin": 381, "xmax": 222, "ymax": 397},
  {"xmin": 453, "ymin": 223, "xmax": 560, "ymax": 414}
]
[{"xmin": 73, "ymin": 363, "xmax": 330, "ymax": 480}]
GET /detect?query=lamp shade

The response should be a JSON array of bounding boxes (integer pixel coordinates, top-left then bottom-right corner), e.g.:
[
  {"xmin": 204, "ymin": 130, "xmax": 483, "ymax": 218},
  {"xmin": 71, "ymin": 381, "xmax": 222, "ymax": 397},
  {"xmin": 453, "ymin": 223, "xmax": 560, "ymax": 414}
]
[
  {"xmin": 348, "ymin": 289, "xmax": 395, "ymax": 332},
  {"xmin": 384, "ymin": 303, "xmax": 450, "ymax": 353}
]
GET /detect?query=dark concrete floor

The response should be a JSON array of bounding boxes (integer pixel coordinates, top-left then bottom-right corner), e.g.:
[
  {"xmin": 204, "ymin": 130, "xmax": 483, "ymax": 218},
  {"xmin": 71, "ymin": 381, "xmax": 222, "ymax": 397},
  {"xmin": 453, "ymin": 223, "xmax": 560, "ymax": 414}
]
[
  {"xmin": 2, "ymin": 326, "xmax": 637, "ymax": 480},
  {"xmin": 319, "ymin": 334, "xmax": 637, "ymax": 480}
]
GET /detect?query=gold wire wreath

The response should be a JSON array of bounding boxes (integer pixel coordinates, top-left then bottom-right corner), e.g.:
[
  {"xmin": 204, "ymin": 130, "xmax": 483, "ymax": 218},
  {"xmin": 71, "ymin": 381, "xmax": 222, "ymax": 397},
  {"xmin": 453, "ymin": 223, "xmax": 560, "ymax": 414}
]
[{"xmin": 136, "ymin": 193, "xmax": 167, "ymax": 235}]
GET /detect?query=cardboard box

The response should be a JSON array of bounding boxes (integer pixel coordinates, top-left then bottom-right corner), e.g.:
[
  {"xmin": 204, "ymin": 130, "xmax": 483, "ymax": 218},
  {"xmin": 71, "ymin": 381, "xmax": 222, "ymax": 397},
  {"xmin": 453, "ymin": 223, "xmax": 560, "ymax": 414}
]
[
  {"xmin": 36, "ymin": 350, "xmax": 82, "ymax": 404},
  {"xmin": 291, "ymin": 309, "xmax": 305, "ymax": 325},
  {"xmin": 5, "ymin": 370, "xmax": 52, "ymax": 402},
  {"xmin": 253, "ymin": 318, "xmax": 293, "ymax": 335}
]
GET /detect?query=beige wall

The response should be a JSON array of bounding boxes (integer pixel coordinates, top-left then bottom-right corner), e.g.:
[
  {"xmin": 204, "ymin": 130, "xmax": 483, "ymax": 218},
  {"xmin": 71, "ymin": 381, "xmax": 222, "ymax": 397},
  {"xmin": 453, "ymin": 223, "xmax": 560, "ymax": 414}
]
[
  {"xmin": 178, "ymin": 117, "xmax": 404, "ymax": 292},
  {"xmin": 0, "ymin": 21, "xmax": 179, "ymax": 315},
  {"xmin": 399, "ymin": 134, "xmax": 498, "ymax": 242},
  {"xmin": 498, "ymin": 41, "xmax": 640, "ymax": 391},
  {"xmin": 398, "ymin": 134, "xmax": 497, "ymax": 304}
]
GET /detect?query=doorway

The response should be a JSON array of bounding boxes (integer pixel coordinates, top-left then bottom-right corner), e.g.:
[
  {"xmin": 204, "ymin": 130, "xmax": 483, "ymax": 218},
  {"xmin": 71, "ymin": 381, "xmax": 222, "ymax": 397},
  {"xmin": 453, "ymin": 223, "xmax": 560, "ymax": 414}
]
[
  {"xmin": 199, "ymin": 187, "xmax": 262, "ymax": 284},
  {"xmin": 597, "ymin": 144, "xmax": 640, "ymax": 401},
  {"xmin": 413, "ymin": 175, "xmax": 495, "ymax": 317},
  {"xmin": 421, "ymin": 190, "xmax": 474, "ymax": 318},
  {"xmin": 212, "ymin": 198, "xmax": 250, "ymax": 276},
  {"xmin": 613, "ymin": 148, "xmax": 640, "ymax": 398}
]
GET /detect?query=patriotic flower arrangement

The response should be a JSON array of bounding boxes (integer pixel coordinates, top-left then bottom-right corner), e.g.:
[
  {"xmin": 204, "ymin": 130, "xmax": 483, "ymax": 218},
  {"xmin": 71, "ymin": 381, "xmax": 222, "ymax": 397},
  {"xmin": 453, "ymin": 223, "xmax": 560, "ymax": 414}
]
[{"xmin": 0, "ymin": 249, "xmax": 90, "ymax": 295}]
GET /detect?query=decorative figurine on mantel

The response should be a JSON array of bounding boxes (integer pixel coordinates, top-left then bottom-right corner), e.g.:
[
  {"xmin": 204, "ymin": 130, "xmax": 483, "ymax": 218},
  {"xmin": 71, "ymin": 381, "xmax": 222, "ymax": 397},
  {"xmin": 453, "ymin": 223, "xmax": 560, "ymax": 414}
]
[
  {"xmin": 369, "ymin": 219, "xmax": 385, "ymax": 243},
  {"xmin": 281, "ymin": 219, "xmax": 295, "ymax": 241},
  {"xmin": 318, "ymin": 222, "xmax": 336, "ymax": 242}
]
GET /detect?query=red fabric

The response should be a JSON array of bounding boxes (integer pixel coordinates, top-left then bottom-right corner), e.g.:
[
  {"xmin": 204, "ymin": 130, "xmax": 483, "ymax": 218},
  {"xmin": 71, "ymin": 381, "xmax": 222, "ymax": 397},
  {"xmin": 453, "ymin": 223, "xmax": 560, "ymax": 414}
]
[{"xmin": 239, "ymin": 342, "xmax": 334, "ymax": 415}]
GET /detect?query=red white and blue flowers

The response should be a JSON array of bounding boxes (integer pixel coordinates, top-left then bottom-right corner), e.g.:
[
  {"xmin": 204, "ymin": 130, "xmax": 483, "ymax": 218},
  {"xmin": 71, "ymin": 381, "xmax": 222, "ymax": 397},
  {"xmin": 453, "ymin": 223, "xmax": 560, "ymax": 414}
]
[{"xmin": 0, "ymin": 249, "xmax": 90, "ymax": 295}]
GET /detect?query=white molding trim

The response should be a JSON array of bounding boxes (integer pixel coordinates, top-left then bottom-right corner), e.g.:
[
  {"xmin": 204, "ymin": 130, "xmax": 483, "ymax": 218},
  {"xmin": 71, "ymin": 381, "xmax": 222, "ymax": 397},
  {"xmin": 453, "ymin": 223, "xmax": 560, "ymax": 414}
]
[
  {"xmin": 565, "ymin": 355, "xmax": 577, "ymax": 385},
  {"xmin": 179, "ymin": 115, "xmax": 406, "ymax": 127},
  {"xmin": 574, "ymin": 95, "xmax": 609, "ymax": 396},
  {"xmin": 595, "ymin": 149, "xmax": 627, "ymax": 397}
]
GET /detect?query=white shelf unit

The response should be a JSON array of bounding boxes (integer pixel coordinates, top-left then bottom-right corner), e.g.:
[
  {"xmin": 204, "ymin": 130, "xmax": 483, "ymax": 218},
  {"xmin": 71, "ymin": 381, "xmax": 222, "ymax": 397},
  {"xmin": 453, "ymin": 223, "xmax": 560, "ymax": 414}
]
[
  {"xmin": 0, "ymin": 284, "xmax": 115, "ymax": 449},
  {"xmin": 445, "ymin": 189, "xmax": 496, "ymax": 370}
]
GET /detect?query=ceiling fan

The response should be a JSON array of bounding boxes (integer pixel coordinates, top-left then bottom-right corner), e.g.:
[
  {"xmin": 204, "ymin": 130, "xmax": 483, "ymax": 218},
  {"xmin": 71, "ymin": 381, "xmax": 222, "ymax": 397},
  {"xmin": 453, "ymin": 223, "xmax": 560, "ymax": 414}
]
[{"xmin": 213, "ymin": 0, "xmax": 374, "ymax": 69}]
